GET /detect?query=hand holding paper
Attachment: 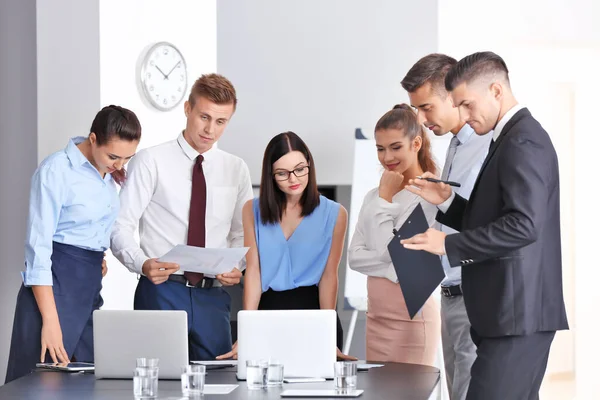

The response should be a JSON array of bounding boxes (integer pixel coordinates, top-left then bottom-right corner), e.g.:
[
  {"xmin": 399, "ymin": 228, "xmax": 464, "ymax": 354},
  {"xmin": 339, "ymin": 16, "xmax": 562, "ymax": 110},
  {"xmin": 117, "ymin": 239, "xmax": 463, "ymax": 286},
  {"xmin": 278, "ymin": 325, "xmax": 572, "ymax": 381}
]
[
  {"xmin": 142, "ymin": 258, "xmax": 180, "ymax": 285},
  {"xmin": 216, "ymin": 268, "xmax": 242, "ymax": 286},
  {"xmin": 158, "ymin": 245, "xmax": 249, "ymax": 276}
]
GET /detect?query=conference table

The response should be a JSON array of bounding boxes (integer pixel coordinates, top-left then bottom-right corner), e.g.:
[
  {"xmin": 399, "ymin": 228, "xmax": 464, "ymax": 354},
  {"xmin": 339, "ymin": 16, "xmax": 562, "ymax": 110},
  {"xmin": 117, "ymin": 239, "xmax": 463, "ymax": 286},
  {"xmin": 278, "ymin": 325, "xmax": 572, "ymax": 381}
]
[{"xmin": 0, "ymin": 362, "xmax": 440, "ymax": 399}]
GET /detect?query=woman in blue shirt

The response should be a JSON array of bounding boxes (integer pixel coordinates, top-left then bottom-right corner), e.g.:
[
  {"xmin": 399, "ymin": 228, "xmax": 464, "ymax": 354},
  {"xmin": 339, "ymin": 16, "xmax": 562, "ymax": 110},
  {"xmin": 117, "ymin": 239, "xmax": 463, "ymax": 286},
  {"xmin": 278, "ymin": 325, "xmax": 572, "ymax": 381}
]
[
  {"xmin": 5, "ymin": 105, "xmax": 141, "ymax": 383},
  {"xmin": 218, "ymin": 131, "xmax": 355, "ymax": 361}
]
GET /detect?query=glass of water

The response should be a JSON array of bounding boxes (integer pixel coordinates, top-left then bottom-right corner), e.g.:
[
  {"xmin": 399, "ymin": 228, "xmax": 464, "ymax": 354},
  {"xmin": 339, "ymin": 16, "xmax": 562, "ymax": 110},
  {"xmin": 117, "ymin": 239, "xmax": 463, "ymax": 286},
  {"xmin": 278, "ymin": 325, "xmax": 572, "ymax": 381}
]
[
  {"xmin": 181, "ymin": 364, "xmax": 206, "ymax": 397},
  {"xmin": 246, "ymin": 360, "xmax": 268, "ymax": 389},
  {"xmin": 136, "ymin": 358, "xmax": 159, "ymax": 369},
  {"xmin": 133, "ymin": 366, "xmax": 159, "ymax": 399},
  {"xmin": 334, "ymin": 361, "xmax": 357, "ymax": 389},
  {"xmin": 267, "ymin": 359, "xmax": 284, "ymax": 386}
]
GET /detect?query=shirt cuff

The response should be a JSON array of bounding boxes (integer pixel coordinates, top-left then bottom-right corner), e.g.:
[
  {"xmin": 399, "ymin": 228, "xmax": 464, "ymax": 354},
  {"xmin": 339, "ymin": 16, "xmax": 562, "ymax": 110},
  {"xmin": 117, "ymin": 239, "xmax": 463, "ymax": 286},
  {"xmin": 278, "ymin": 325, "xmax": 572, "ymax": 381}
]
[
  {"xmin": 134, "ymin": 255, "xmax": 149, "ymax": 276},
  {"xmin": 437, "ymin": 191, "xmax": 456, "ymax": 214},
  {"xmin": 22, "ymin": 269, "xmax": 53, "ymax": 286}
]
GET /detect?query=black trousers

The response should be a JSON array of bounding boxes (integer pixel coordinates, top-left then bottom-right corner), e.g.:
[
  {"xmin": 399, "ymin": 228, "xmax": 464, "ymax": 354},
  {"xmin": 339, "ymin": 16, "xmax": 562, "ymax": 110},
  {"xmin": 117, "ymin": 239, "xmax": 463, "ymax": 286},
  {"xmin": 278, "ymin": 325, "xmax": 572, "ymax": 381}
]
[
  {"xmin": 259, "ymin": 285, "xmax": 344, "ymax": 350},
  {"xmin": 466, "ymin": 329, "xmax": 556, "ymax": 400}
]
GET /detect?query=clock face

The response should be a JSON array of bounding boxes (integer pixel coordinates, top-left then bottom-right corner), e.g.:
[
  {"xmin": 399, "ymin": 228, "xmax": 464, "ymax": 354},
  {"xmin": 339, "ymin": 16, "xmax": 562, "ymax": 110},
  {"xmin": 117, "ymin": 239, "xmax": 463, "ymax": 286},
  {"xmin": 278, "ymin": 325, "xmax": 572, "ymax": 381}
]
[{"xmin": 140, "ymin": 42, "xmax": 188, "ymax": 111}]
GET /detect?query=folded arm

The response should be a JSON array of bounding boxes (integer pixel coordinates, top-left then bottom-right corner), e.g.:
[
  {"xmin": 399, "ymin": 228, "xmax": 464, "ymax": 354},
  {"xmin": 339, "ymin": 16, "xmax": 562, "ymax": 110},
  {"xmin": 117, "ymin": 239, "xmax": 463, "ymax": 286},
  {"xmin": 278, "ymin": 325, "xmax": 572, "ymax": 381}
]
[{"xmin": 348, "ymin": 193, "xmax": 399, "ymax": 282}]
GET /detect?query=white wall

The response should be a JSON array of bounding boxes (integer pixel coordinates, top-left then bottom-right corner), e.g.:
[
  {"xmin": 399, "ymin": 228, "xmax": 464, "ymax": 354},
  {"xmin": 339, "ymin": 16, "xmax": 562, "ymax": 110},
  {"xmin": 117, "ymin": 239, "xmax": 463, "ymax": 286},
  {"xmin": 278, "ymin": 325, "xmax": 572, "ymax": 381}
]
[
  {"xmin": 36, "ymin": 0, "xmax": 101, "ymax": 160},
  {"xmin": 0, "ymin": 0, "xmax": 39, "ymax": 385},
  {"xmin": 438, "ymin": 0, "xmax": 600, "ymax": 396},
  {"xmin": 98, "ymin": 0, "xmax": 217, "ymax": 311},
  {"xmin": 216, "ymin": 0, "xmax": 439, "ymax": 186}
]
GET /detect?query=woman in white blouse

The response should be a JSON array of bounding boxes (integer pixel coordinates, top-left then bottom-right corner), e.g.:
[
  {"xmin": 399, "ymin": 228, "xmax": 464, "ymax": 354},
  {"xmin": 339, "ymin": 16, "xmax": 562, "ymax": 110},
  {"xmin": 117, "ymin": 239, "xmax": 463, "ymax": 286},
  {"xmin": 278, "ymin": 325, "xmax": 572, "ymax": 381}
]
[{"xmin": 348, "ymin": 104, "xmax": 441, "ymax": 366}]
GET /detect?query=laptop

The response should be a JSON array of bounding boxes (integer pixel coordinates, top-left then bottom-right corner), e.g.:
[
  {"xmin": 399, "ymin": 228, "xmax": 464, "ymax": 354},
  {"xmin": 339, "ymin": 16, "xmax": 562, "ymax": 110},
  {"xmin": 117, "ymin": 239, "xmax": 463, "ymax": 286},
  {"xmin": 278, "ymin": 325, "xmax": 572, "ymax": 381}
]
[
  {"xmin": 93, "ymin": 310, "xmax": 188, "ymax": 379},
  {"xmin": 236, "ymin": 310, "xmax": 337, "ymax": 380}
]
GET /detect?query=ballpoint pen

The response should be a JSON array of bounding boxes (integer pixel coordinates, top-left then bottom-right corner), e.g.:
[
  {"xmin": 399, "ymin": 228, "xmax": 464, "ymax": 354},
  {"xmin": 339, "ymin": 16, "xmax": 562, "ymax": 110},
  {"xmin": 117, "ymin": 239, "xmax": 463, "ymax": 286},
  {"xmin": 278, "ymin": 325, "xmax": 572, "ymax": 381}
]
[{"xmin": 416, "ymin": 176, "xmax": 461, "ymax": 187}]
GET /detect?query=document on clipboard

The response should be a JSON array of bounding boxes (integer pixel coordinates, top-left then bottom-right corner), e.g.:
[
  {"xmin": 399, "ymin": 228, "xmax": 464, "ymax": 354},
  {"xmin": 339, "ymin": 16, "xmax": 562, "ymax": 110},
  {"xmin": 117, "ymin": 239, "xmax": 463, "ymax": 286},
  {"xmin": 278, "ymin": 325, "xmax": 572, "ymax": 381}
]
[{"xmin": 387, "ymin": 203, "xmax": 445, "ymax": 319}]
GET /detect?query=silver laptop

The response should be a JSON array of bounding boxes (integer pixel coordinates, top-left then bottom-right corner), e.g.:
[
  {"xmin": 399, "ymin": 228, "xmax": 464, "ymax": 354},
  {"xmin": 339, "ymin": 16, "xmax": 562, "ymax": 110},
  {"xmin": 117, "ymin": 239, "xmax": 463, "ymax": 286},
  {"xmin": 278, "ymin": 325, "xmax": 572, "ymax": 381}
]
[
  {"xmin": 93, "ymin": 310, "xmax": 188, "ymax": 379},
  {"xmin": 236, "ymin": 310, "xmax": 337, "ymax": 380}
]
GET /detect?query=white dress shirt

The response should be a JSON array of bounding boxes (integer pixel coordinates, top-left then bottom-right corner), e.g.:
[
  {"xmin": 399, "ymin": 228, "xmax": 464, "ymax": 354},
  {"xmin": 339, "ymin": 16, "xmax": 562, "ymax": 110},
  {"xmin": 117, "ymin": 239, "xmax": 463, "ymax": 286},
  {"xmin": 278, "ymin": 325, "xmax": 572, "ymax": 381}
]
[
  {"xmin": 111, "ymin": 133, "xmax": 253, "ymax": 275},
  {"xmin": 439, "ymin": 124, "xmax": 491, "ymax": 286},
  {"xmin": 438, "ymin": 104, "xmax": 525, "ymax": 214},
  {"xmin": 348, "ymin": 188, "xmax": 438, "ymax": 283}
]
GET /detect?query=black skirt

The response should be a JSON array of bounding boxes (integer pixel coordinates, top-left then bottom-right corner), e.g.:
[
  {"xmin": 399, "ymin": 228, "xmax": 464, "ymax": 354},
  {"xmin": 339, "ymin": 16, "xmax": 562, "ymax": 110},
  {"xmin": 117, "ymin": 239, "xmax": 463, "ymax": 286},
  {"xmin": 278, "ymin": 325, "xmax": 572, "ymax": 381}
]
[{"xmin": 258, "ymin": 285, "xmax": 344, "ymax": 349}]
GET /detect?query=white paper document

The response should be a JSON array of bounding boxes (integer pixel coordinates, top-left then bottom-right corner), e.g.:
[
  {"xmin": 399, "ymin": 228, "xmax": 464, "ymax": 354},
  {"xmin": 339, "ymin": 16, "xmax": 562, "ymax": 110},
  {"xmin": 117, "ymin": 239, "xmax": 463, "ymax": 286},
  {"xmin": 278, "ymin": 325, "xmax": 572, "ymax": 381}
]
[
  {"xmin": 203, "ymin": 384, "xmax": 238, "ymax": 394},
  {"xmin": 357, "ymin": 363, "xmax": 384, "ymax": 370},
  {"xmin": 157, "ymin": 245, "xmax": 249, "ymax": 276}
]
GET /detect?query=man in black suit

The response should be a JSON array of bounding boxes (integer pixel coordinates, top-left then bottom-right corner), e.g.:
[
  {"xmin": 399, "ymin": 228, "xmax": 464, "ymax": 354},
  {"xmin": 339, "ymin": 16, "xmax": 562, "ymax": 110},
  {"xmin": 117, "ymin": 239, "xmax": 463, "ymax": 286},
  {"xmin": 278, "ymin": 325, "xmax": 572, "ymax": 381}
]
[{"xmin": 401, "ymin": 51, "xmax": 569, "ymax": 400}]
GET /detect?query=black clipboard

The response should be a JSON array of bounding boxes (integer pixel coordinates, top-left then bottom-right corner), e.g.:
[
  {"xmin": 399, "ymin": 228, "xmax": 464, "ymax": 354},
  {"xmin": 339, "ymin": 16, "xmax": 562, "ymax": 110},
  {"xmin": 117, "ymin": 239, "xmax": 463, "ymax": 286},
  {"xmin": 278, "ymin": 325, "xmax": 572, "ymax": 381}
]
[{"xmin": 387, "ymin": 203, "xmax": 445, "ymax": 319}]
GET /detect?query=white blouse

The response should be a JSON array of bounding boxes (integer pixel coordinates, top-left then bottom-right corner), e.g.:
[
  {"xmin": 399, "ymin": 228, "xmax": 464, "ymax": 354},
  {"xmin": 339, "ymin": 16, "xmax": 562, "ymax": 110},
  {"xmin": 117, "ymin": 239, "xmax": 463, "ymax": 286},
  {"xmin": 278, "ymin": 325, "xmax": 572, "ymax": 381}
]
[{"xmin": 348, "ymin": 188, "xmax": 438, "ymax": 283}]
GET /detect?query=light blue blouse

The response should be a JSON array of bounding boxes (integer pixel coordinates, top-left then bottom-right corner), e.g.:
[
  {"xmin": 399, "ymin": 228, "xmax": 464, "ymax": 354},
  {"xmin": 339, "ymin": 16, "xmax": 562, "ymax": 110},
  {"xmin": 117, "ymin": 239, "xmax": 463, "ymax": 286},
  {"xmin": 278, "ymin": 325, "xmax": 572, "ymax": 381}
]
[
  {"xmin": 23, "ymin": 137, "xmax": 120, "ymax": 286},
  {"xmin": 253, "ymin": 195, "xmax": 340, "ymax": 292}
]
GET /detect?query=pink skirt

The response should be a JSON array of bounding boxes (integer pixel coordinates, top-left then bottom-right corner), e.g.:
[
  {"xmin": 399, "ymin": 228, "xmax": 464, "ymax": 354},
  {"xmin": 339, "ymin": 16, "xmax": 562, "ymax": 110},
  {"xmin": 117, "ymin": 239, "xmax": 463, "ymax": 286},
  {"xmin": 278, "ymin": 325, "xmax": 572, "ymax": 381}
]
[{"xmin": 366, "ymin": 276, "xmax": 440, "ymax": 366}]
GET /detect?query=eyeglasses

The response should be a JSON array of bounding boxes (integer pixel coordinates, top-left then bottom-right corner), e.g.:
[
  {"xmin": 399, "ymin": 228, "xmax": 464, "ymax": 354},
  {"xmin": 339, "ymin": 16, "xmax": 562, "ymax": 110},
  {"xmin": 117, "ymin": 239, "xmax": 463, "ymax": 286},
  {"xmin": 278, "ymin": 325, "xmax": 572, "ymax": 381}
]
[{"xmin": 273, "ymin": 166, "xmax": 310, "ymax": 181}]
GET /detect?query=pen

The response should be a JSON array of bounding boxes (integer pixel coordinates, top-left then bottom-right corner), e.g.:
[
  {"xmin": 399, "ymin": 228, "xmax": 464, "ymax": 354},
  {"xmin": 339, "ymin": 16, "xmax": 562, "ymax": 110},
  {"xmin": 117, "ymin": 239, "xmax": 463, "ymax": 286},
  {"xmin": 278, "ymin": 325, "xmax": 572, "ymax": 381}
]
[{"xmin": 416, "ymin": 176, "xmax": 461, "ymax": 188}]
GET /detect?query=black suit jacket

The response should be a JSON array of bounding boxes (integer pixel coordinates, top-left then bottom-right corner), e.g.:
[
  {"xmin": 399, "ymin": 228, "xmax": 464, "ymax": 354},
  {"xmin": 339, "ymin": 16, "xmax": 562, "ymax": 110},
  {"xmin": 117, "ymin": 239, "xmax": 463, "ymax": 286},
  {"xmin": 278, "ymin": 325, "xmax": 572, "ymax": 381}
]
[{"xmin": 438, "ymin": 108, "xmax": 569, "ymax": 337}]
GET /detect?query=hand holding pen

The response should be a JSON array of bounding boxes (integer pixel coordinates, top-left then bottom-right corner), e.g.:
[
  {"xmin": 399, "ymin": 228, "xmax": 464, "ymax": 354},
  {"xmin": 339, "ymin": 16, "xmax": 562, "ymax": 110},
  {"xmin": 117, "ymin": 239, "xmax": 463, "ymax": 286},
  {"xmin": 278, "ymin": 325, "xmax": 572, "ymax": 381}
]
[
  {"xmin": 405, "ymin": 172, "xmax": 455, "ymax": 205},
  {"xmin": 416, "ymin": 176, "xmax": 461, "ymax": 187}
]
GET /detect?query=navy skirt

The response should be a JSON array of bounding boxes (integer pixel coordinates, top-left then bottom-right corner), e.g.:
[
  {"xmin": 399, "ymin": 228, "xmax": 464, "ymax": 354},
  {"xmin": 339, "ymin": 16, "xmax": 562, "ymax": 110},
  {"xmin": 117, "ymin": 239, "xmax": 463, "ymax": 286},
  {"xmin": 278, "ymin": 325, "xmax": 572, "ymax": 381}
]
[{"xmin": 5, "ymin": 242, "xmax": 104, "ymax": 383}]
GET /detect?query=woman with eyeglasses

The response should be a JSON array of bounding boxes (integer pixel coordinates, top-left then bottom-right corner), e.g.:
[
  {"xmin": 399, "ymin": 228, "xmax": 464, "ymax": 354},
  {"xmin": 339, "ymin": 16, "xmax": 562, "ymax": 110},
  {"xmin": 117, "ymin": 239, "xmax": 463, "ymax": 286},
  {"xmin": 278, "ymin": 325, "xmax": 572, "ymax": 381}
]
[{"xmin": 217, "ymin": 131, "xmax": 355, "ymax": 361}]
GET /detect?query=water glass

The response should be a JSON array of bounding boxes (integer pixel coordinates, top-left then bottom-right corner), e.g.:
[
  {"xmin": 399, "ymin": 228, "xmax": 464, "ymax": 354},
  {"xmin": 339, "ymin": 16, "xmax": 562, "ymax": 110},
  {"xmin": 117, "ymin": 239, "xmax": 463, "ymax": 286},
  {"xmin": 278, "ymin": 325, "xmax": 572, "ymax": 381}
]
[
  {"xmin": 133, "ymin": 366, "xmax": 159, "ymax": 399},
  {"xmin": 267, "ymin": 359, "xmax": 284, "ymax": 386},
  {"xmin": 334, "ymin": 361, "xmax": 357, "ymax": 389},
  {"xmin": 136, "ymin": 358, "xmax": 159, "ymax": 369},
  {"xmin": 246, "ymin": 360, "xmax": 268, "ymax": 389},
  {"xmin": 181, "ymin": 364, "xmax": 206, "ymax": 397}
]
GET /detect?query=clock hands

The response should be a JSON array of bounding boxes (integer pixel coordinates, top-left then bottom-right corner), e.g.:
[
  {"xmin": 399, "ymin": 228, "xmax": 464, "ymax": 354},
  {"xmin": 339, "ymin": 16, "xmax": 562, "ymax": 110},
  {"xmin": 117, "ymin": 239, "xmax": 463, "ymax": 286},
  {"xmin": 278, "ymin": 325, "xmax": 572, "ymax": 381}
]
[
  {"xmin": 154, "ymin": 65, "xmax": 169, "ymax": 80},
  {"xmin": 165, "ymin": 61, "xmax": 181, "ymax": 79}
]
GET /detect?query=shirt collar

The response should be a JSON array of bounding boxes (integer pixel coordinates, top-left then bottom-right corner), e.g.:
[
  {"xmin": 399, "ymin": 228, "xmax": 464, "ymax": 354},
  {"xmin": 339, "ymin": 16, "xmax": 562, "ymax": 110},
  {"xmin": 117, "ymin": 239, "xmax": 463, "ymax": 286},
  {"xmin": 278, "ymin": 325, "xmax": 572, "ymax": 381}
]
[
  {"xmin": 65, "ymin": 136, "xmax": 114, "ymax": 182},
  {"xmin": 65, "ymin": 136, "xmax": 90, "ymax": 167},
  {"xmin": 177, "ymin": 131, "xmax": 216, "ymax": 162},
  {"xmin": 492, "ymin": 104, "xmax": 525, "ymax": 141},
  {"xmin": 454, "ymin": 123, "xmax": 475, "ymax": 145}
]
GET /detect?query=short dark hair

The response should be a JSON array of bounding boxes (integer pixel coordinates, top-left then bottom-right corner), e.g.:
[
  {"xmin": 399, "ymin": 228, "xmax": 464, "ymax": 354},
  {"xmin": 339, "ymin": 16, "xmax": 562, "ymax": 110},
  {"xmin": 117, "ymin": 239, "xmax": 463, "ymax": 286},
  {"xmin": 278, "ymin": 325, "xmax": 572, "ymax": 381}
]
[
  {"xmin": 90, "ymin": 105, "xmax": 141, "ymax": 146},
  {"xmin": 259, "ymin": 132, "xmax": 320, "ymax": 225},
  {"xmin": 188, "ymin": 73, "xmax": 237, "ymax": 109},
  {"xmin": 401, "ymin": 53, "xmax": 457, "ymax": 94},
  {"xmin": 445, "ymin": 51, "xmax": 510, "ymax": 92}
]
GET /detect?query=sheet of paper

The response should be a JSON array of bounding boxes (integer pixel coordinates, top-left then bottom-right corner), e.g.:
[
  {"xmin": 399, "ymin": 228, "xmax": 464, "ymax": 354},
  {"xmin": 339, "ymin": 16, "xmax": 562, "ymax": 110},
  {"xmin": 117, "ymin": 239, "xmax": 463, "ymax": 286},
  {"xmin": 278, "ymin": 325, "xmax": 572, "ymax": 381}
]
[
  {"xmin": 357, "ymin": 363, "xmax": 384, "ymax": 370},
  {"xmin": 157, "ymin": 245, "xmax": 249, "ymax": 275},
  {"xmin": 191, "ymin": 360, "xmax": 237, "ymax": 366},
  {"xmin": 203, "ymin": 384, "xmax": 238, "ymax": 394}
]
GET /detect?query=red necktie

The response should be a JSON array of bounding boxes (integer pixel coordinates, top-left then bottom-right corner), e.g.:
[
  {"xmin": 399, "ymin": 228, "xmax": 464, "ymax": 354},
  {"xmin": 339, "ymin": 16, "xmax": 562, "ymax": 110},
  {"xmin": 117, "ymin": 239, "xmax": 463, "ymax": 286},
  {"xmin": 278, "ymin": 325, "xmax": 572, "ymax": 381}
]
[{"xmin": 185, "ymin": 155, "xmax": 206, "ymax": 286}]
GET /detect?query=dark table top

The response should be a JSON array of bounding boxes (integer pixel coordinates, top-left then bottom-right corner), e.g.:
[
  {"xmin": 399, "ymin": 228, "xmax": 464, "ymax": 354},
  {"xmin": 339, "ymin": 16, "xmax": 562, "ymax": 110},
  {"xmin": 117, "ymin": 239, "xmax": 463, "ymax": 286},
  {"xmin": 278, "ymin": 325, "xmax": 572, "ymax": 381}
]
[{"xmin": 0, "ymin": 363, "xmax": 439, "ymax": 400}]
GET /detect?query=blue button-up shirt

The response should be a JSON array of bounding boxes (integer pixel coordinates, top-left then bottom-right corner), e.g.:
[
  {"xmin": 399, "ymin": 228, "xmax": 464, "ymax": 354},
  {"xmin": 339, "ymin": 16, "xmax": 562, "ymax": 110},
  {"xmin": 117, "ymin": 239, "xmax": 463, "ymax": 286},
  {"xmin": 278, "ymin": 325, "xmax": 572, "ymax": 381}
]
[
  {"xmin": 23, "ymin": 137, "xmax": 120, "ymax": 286},
  {"xmin": 440, "ymin": 124, "xmax": 492, "ymax": 286}
]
